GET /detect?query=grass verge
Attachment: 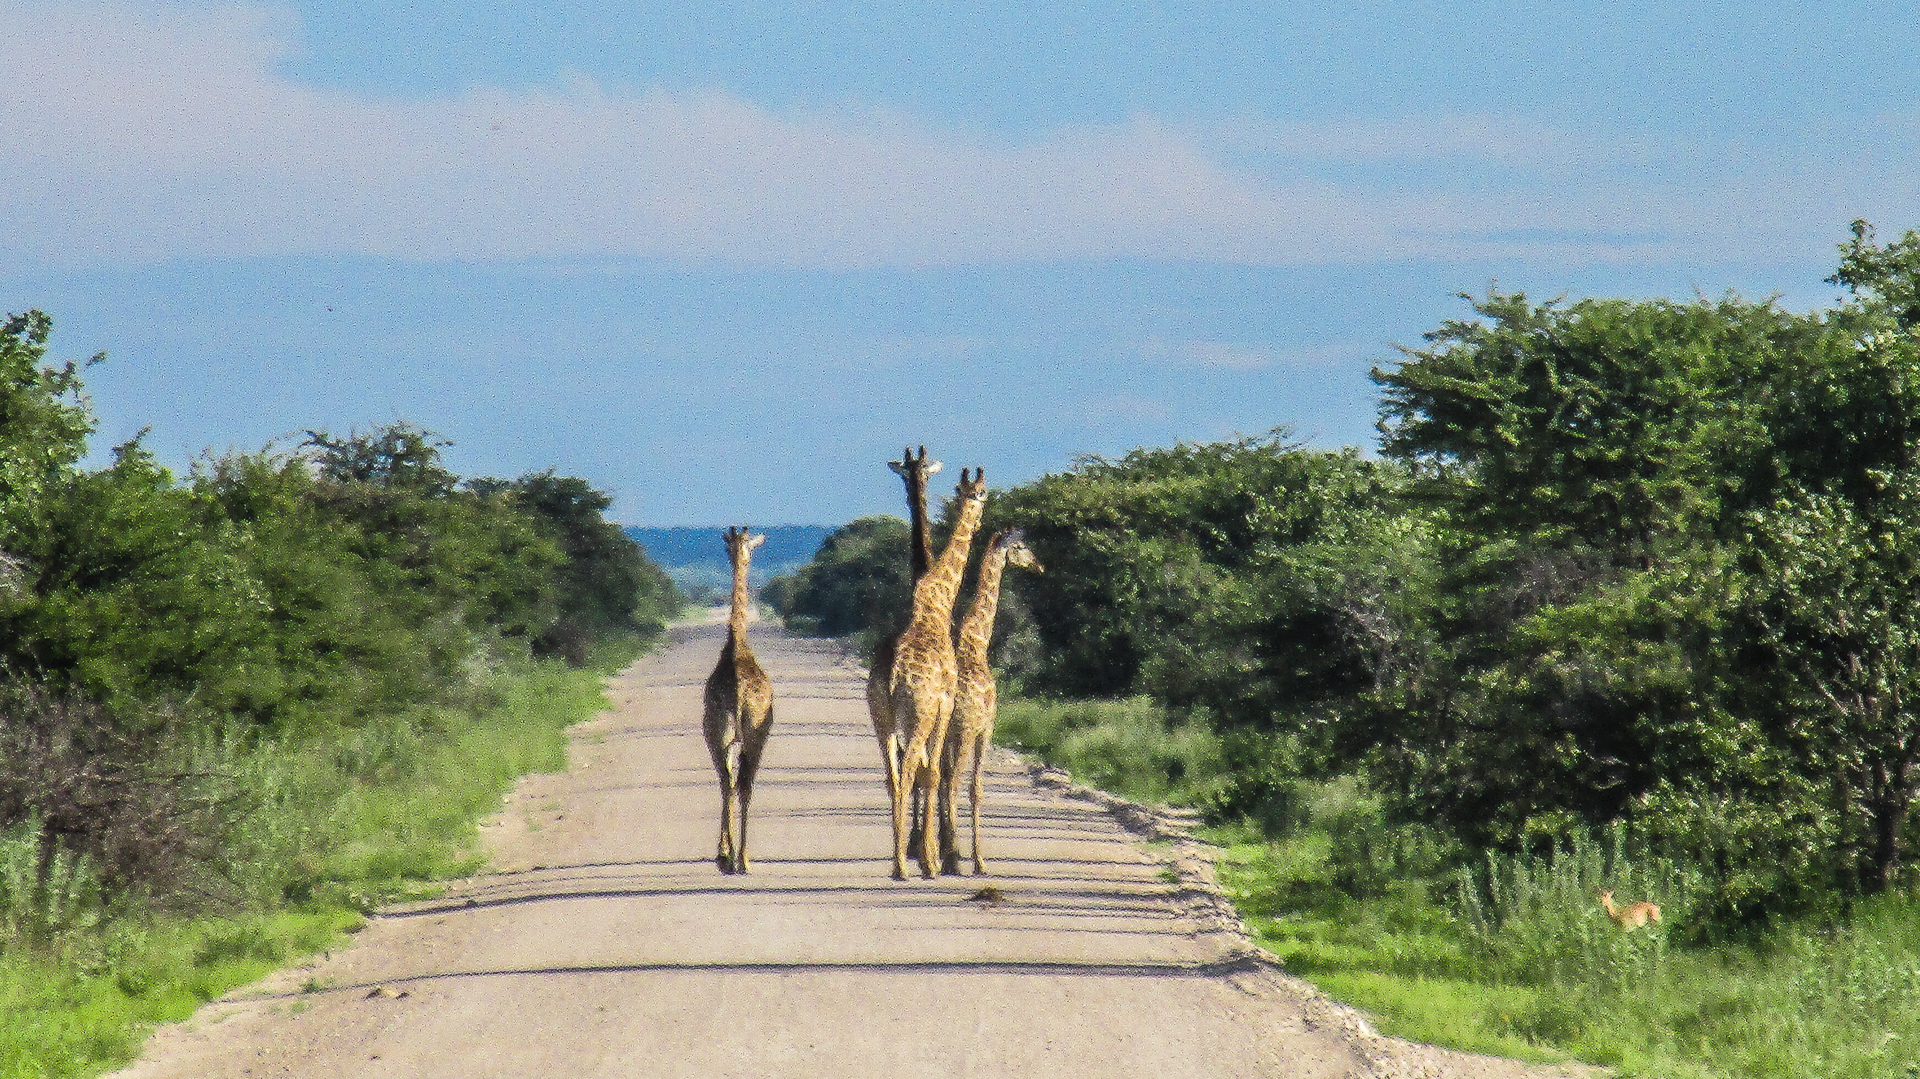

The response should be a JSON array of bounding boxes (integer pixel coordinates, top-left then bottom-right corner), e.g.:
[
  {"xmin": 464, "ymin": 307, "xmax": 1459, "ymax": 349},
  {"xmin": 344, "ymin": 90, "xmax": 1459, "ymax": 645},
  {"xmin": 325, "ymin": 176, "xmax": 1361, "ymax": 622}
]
[
  {"xmin": 996, "ymin": 695, "xmax": 1226, "ymax": 806},
  {"xmin": 0, "ymin": 637, "xmax": 643, "ymax": 1079}
]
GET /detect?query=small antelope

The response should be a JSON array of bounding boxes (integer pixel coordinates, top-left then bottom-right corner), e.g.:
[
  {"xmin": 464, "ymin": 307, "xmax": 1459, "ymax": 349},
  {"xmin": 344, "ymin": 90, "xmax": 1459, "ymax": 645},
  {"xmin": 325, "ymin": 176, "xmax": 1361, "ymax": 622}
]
[{"xmin": 1598, "ymin": 889, "xmax": 1661, "ymax": 929}]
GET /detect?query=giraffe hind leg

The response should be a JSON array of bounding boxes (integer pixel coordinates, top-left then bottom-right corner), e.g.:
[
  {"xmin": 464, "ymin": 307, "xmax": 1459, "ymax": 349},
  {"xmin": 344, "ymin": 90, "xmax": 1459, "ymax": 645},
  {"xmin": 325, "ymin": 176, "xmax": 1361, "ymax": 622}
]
[
  {"xmin": 874, "ymin": 731, "xmax": 900, "ymax": 806},
  {"xmin": 916, "ymin": 701, "xmax": 953, "ymax": 880},
  {"xmin": 907, "ymin": 785, "xmax": 926, "ymax": 854},
  {"xmin": 970, "ymin": 729, "xmax": 989, "ymax": 874},
  {"xmin": 914, "ymin": 762, "xmax": 940, "ymax": 879},
  {"xmin": 938, "ymin": 722, "xmax": 964, "ymax": 875},
  {"xmin": 710, "ymin": 739, "xmax": 737, "ymax": 874},
  {"xmin": 890, "ymin": 742, "xmax": 920, "ymax": 881},
  {"xmin": 733, "ymin": 707, "xmax": 771, "ymax": 874}
]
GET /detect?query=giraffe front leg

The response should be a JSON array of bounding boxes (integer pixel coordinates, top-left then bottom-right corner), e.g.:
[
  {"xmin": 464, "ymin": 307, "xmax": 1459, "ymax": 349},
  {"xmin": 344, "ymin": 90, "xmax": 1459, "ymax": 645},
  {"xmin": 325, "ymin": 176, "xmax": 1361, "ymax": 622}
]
[{"xmin": 907, "ymin": 785, "xmax": 924, "ymax": 855}]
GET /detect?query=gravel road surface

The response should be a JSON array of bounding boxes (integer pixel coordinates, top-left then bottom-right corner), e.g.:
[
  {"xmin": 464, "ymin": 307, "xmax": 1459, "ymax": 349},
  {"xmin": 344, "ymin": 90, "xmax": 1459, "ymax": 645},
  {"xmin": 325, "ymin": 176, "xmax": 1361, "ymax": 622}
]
[{"xmin": 111, "ymin": 621, "xmax": 1593, "ymax": 1079}]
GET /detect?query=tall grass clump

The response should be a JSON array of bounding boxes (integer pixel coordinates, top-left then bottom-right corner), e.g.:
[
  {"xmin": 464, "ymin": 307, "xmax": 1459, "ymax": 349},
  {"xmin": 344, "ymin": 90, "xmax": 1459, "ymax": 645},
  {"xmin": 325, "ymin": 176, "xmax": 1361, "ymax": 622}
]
[
  {"xmin": 0, "ymin": 815, "xmax": 104, "ymax": 942},
  {"xmin": 1456, "ymin": 827, "xmax": 1703, "ymax": 990},
  {"xmin": 995, "ymin": 696, "xmax": 1226, "ymax": 806}
]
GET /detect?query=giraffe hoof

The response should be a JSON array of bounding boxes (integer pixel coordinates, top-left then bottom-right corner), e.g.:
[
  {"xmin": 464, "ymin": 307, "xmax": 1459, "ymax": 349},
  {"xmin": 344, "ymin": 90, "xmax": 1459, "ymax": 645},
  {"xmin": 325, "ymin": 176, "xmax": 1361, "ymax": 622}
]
[
  {"xmin": 973, "ymin": 863, "xmax": 989, "ymax": 876},
  {"xmin": 716, "ymin": 855, "xmax": 734, "ymax": 874},
  {"xmin": 891, "ymin": 867, "xmax": 908, "ymax": 882}
]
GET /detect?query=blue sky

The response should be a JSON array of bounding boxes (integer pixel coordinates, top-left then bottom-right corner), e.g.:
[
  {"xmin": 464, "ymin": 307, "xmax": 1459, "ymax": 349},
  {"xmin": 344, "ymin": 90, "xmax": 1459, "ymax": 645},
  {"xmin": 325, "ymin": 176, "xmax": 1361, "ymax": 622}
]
[{"xmin": 1, "ymin": 1, "xmax": 1914, "ymax": 524}]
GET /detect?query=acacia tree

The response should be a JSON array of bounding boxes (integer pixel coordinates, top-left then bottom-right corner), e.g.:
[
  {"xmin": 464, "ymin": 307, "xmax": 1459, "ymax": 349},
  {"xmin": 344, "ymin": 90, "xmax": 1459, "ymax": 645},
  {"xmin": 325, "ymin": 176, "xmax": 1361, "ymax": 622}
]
[
  {"xmin": 1375, "ymin": 291, "xmax": 1792, "ymax": 560},
  {"xmin": 0, "ymin": 311, "xmax": 92, "ymax": 551},
  {"xmin": 507, "ymin": 471, "xmax": 680, "ymax": 662},
  {"xmin": 1368, "ymin": 292, "xmax": 1803, "ymax": 845},
  {"xmin": 986, "ymin": 433, "xmax": 1405, "ymax": 780},
  {"xmin": 1748, "ymin": 482, "xmax": 1920, "ymax": 893},
  {"xmin": 1832, "ymin": 218, "xmax": 1920, "ymax": 330},
  {"xmin": 1741, "ymin": 221, "xmax": 1920, "ymax": 893}
]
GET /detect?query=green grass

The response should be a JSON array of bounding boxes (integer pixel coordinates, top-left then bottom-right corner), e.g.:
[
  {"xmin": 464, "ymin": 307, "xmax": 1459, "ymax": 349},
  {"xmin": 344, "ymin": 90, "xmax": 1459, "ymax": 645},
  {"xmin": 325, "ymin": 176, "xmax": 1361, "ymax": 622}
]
[
  {"xmin": 998, "ymin": 692, "xmax": 1920, "ymax": 1079},
  {"xmin": 996, "ymin": 695, "xmax": 1226, "ymax": 806},
  {"xmin": 0, "ymin": 635, "xmax": 645, "ymax": 1078},
  {"xmin": 1215, "ymin": 805, "xmax": 1920, "ymax": 1079},
  {"xmin": 268, "ymin": 648, "xmax": 629, "ymax": 902},
  {"xmin": 0, "ymin": 909, "xmax": 361, "ymax": 1079}
]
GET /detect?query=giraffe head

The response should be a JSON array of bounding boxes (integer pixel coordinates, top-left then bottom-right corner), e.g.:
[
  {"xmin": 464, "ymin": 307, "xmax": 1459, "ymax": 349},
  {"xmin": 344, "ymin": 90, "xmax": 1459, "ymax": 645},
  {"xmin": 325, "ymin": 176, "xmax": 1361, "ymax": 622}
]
[
  {"xmin": 723, "ymin": 526, "xmax": 766, "ymax": 560},
  {"xmin": 996, "ymin": 529, "xmax": 1044, "ymax": 573},
  {"xmin": 953, "ymin": 467, "xmax": 987, "ymax": 506},
  {"xmin": 887, "ymin": 445, "xmax": 943, "ymax": 480}
]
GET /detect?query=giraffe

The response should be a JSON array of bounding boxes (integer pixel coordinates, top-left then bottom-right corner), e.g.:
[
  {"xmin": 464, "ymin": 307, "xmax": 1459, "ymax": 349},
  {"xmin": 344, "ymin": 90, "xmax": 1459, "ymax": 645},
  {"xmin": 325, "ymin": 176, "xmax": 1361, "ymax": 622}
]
[
  {"xmin": 938, "ymin": 529, "xmax": 1043, "ymax": 875},
  {"xmin": 866, "ymin": 447, "xmax": 941, "ymax": 817},
  {"xmin": 886, "ymin": 468, "xmax": 988, "ymax": 880},
  {"xmin": 894, "ymin": 444, "xmax": 941, "ymax": 582},
  {"xmin": 702, "ymin": 526, "xmax": 774, "ymax": 874}
]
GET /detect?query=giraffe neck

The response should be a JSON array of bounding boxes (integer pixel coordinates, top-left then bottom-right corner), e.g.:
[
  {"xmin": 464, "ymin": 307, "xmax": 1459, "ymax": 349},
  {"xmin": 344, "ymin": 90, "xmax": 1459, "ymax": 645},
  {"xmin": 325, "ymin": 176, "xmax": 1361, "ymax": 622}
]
[
  {"xmin": 728, "ymin": 546, "xmax": 753, "ymax": 641},
  {"xmin": 910, "ymin": 491, "xmax": 986, "ymax": 626},
  {"xmin": 906, "ymin": 470, "xmax": 932, "ymax": 584},
  {"xmin": 957, "ymin": 544, "xmax": 1010, "ymax": 667}
]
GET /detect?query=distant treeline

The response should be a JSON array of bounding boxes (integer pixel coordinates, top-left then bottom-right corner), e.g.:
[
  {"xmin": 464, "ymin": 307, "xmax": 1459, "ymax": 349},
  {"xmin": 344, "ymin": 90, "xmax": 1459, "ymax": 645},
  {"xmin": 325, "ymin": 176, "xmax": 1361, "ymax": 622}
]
[
  {"xmin": 767, "ymin": 220, "xmax": 1920, "ymax": 928},
  {"xmin": 0, "ymin": 309, "xmax": 681, "ymax": 909},
  {"xmin": 628, "ymin": 524, "xmax": 831, "ymax": 573},
  {"xmin": 631, "ymin": 524, "xmax": 831, "ymax": 603}
]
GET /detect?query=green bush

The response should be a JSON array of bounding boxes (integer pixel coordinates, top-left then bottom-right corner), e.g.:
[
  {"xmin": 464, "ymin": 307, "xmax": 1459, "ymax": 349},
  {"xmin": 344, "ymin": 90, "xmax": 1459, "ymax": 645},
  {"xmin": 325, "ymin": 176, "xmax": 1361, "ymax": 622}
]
[
  {"xmin": 985, "ymin": 434, "xmax": 1407, "ymax": 743},
  {"xmin": 766, "ymin": 515, "xmax": 910, "ymax": 646}
]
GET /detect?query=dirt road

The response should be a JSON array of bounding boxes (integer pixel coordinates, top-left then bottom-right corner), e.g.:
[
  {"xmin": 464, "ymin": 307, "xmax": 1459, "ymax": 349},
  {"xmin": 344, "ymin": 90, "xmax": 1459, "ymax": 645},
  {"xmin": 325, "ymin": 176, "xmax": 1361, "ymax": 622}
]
[{"xmin": 112, "ymin": 622, "xmax": 1588, "ymax": 1078}]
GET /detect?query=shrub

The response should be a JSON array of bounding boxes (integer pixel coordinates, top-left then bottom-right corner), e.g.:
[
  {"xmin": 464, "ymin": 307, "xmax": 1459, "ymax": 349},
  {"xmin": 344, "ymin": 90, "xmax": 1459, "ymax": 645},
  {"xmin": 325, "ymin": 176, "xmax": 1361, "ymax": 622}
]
[{"xmin": 0, "ymin": 685, "xmax": 242, "ymax": 913}]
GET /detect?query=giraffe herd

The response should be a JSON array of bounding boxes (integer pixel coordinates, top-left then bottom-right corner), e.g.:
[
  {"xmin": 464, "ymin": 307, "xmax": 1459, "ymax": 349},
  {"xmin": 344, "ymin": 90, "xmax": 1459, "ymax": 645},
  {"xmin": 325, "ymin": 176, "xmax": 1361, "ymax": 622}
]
[{"xmin": 701, "ymin": 447, "xmax": 1042, "ymax": 880}]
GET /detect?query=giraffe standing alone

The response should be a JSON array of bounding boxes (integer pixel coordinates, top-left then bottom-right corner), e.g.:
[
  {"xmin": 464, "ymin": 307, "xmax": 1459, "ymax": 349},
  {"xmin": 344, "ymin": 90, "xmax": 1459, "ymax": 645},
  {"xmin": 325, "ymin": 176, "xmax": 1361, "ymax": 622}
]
[
  {"xmin": 938, "ymin": 530, "xmax": 1043, "ymax": 875},
  {"xmin": 702, "ymin": 526, "xmax": 774, "ymax": 874},
  {"xmin": 867, "ymin": 447, "xmax": 941, "ymax": 815},
  {"xmin": 887, "ymin": 469, "xmax": 988, "ymax": 880}
]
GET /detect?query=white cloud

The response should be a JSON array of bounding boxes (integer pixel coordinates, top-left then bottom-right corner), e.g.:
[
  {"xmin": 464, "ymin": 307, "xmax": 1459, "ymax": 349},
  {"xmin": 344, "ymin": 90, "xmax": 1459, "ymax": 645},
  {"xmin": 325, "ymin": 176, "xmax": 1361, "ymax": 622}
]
[
  {"xmin": 0, "ymin": 1, "xmax": 1910, "ymax": 271},
  {"xmin": 1139, "ymin": 337, "xmax": 1275, "ymax": 371},
  {"xmin": 1211, "ymin": 113, "xmax": 1616, "ymax": 168}
]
